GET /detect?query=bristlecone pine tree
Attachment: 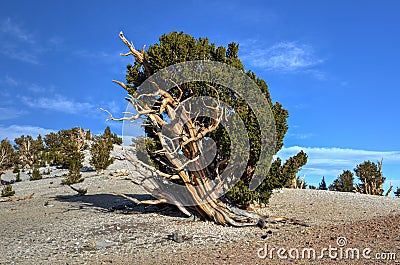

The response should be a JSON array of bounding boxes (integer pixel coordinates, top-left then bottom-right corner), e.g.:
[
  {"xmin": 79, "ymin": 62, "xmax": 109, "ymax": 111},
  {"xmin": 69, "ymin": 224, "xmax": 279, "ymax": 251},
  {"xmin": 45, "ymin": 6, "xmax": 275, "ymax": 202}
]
[
  {"xmin": 108, "ymin": 32, "xmax": 307, "ymax": 226},
  {"xmin": 329, "ymin": 170, "xmax": 354, "ymax": 192},
  {"xmin": 43, "ymin": 131, "xmax": 64, "ymax": 166},
  {"xmin": 1, "ymin": 184, "xmax": 15, "ymax": 197},
  {"xmin": 90, "ymin": 129, "xmax": 115, "ymax": 172},
  {"xmin": 354, "ymin": 160, "xmax": 385, "ymax": 195},
  {"xmin": 318, "ymin": 176, "xmax": 328, "ymax": 190},
  {"xmin": 103, "ymin": 126, "xmax": 122, "ymax": 145},
  {"xmin": 30, "ymin": 163, "xmax": 42, "ymax": 181},
  {"xmin": 394, "ymin": 187, "xmax": 400, "ymax": 198},
  {"xmin": 61, "ymin": 128, "xmax": 86, "ymax": 185},
  {"xmin": 14, "ymin": 135, "xmax": 44, "ymax": 169},
  {"xmin": 0, "ymin": 139, "xmax": 15, "ymax": 185}
]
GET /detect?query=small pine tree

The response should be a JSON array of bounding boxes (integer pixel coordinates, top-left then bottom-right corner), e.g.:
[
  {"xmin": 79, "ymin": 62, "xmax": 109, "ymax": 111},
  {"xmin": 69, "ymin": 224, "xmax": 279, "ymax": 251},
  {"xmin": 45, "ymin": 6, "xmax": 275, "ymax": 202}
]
[
  {"xmin": 355, "ymin": 160, "xmax": 385, "ymax": 195},
  {"xmin": 30, "ymin": 163, "xmax": 42, "ymax": 180},
  {"xmin": 85, "ymin": 130, "xmax": 92, "ymax": 140},
  {"xmin": 89, "ymin": 135, "xmax": 114, "ymax": 171},
  {"xmin": 103, "ymin": 126, "xmax": 122, "ymax": 145},
  {"xmin": 394, "ymin": 187, "xmax": 400, "ymax": 198},
  {"xmin": 319, "ymin": 176, "xmax": 327, "ymax": 190},
  {"xmin": 15, "ymin": 171, "xmax": 21, "ymax": 182},
  {"xmin": 1, "ymin": 184, "xmax": 15, "ymax": 197},
  {"xmin": 329, "ymin": 170, "xmax": 354, "ymax": 192},
  {"xmin": 62, "ymin": 151, "xmax": 84, "ymax": 185},
  {"xmin": 12, "ymin": 164, "xmax": 19, "ymax": 173}
]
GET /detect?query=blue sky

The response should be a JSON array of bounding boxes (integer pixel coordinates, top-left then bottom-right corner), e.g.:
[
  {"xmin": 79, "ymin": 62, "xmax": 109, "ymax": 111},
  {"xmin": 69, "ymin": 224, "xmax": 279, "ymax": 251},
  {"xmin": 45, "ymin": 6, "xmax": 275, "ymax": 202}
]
[{"xmin": 1, "ymin": 0, "xmax": 400, "ymax": 190}]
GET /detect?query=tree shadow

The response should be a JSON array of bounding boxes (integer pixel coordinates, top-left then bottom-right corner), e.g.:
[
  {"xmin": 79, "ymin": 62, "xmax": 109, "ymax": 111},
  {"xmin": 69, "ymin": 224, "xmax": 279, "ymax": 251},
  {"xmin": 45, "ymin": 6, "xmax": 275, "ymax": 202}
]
[{"xmin": 53, "ymin": 193, "xmax": 189, "ymax": 218}]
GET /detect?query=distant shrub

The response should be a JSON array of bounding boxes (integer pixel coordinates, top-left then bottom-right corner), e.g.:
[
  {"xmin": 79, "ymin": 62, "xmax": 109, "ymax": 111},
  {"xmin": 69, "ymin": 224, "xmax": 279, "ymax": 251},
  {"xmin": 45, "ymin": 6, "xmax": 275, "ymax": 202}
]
[
  {"xmin": 15, "ymin": 172, "xmax": 21, "ymax": 182},
  {"xmin": 1, "ymin": 184, "xmax": 15, "ymax": 197},
  {"xmin": 103, "ymin": 126, "xmax": 122, "ymax": 145},
  {"xmin": 12, "ymin": 164, "xmax": 20, "ymax": 173},
  {"xmin": 394, "ymin": 187, "xmax": 400, "ymax": 198},
  {"xmin": 329, "ymin": 170, "xmax": 354, "ymax": 192},
  {"xmin": 30, "ymin": 163, "xmax": 42, "ymax": 181},
  {"xmin": 318, "ymin": 176, "xmax": 328, "ymax": 190},
  {"xmin": 62, "ymin": 153, "xmax": 84, "ymax": 185},
  {"xmin": 89, "ymin": 134, "xmax": 114, "ymax": 171}
]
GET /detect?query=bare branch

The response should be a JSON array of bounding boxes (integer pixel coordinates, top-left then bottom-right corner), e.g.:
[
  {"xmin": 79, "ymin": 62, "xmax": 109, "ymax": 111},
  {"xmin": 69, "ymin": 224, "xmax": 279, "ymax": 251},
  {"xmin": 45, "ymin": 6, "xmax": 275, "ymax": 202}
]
[
  {"xmin": 112, "ymin": 79, "xmax": 129, "ymax": 91},
  {"xmin": 113, "ymin": 192, "xmax": 167, "ymax": 205},
  {"xmin": 168, "ymin": 79, "xmax": 183, "ymax": 101},
  {"xmin": 118, "ymin": 31, "xmax": 152, "ymax": 77}
]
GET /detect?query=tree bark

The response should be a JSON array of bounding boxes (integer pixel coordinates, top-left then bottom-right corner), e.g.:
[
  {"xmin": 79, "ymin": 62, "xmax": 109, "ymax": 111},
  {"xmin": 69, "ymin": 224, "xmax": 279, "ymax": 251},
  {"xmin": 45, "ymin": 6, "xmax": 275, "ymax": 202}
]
[{"xmin": 106, "ymin": 32, "xmax": 263, "ymax": 226}]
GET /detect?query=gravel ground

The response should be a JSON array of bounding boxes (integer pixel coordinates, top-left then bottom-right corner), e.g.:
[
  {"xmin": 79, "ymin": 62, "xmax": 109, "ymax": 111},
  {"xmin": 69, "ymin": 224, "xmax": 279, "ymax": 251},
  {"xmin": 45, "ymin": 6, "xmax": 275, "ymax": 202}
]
[{"xmin": 0, "ymin": 148, "xmax": 399, "ymax": 264}]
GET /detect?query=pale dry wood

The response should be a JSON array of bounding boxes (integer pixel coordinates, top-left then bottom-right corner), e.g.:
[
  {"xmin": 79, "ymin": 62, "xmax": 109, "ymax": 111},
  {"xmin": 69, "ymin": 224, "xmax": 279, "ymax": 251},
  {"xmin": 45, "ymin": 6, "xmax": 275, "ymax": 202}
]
[
  {"xmin": 111, "ymin": 33, "xmax": 266, "ymax": 226},
  {"xmin": 0, "ymin": 193, "xmax": 34, "ymax": 202}
]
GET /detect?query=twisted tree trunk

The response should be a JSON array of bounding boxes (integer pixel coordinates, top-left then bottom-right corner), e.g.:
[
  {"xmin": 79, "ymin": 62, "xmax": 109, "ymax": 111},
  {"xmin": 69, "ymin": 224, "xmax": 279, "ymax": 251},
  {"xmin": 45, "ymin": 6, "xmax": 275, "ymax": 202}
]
[{"xmin": 106, "ymin": 32, "xmax": 263, "ymax": 226}]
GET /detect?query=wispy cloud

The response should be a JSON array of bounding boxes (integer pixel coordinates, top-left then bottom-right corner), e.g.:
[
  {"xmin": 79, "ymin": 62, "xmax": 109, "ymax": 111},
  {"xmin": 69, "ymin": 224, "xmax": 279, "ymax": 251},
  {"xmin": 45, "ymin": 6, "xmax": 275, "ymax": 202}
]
[
  {"xmin": 0, "ymin": 107, "xmax": 26, "ymax": 120},
  {"xmin": 241, "ymin": 40, "xmax": 323, "ymax": 74},
  {"xmin": 0, "ymin": 43, "xmax": 40, "ymax": 64},
  {"xmin": 1, "ymin": 75, "xmax": 19, "ymax": 87},
  {"xmin": 0, "ymin": 18, "xmax": 35, "ymax": 44},
  {"xmin": 0, "ymin": 18, "xmax": 40, "ymax": 64},
  {"xmin": 287, "ymin": 132, "xmax": 314, "ymax": 140},
  {"xmin": 21, "ymin": 95, "xmax": 95, "ymax": 114},
  {"xmin": 0, "ymin": 124, "xmax": 54, "ymax": 141},
  {"xmin": 27, "ymin": 83, "xmax": 50, "ymax": 93},
  {"xmin": 0, "ymin": 18, "xmax": 61, "ymax": 65},
  {"xmin": 277, "ymin": 146, "xmax": 400, "ymax": 178}
]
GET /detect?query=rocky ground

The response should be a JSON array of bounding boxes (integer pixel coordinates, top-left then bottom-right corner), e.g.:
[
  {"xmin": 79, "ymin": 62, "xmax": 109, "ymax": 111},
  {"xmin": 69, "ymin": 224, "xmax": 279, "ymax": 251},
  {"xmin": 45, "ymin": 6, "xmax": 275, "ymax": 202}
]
[{"xmin": 0, "ymin": 146, "xmax": 399, "ymax": 264}]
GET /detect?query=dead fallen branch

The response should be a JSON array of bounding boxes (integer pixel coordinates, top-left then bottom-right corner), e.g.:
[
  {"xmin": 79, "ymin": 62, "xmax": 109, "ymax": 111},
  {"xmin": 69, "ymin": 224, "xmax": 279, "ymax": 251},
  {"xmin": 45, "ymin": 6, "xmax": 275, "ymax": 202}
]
[{"xmin": 0, "ymin": 193, "xmax": 35, "ymax": 202}]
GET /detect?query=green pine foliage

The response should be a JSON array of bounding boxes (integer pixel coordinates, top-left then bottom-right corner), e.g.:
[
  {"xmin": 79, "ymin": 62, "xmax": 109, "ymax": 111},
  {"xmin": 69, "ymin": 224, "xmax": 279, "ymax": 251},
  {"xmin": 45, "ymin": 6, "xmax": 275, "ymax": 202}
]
[
  {"xmin": 124, "ymin": 32, "xmax": 308, "ymax": 206},
  {"xmin": 103, "ymin": 126, "xmax": 122, "ymax": 145},
  {"xmin": 90, "ymin": 134, "xmax": 114, "ymax": 171},
  {"xmin": 85, "ymin": 130, "xmax": 92, "ymax": 140},
  {"xmin": 329, "ymin": 170, "xmax": 354, "ymax": 192},
  {"xmin": 318, "ymin": 176, "xmax": 328, "ymax": 190},
  {"xmin": 15, "ymin": 171, "xmax": 21, "ymax": 182},
  {"xmin": 12, "ymin": 164, "xmax": 19, "ymax": 173},
  {"xmin": 1, "ymin": 184, "xmax": 15, "ymax": 197},
  {"xmin": 14, "ymin": 135, "xmax": 44, "ymax": 169},
  {"xmin": 0, "ymin": 139, "xmax": 15, "ymax": 172},
  {"xmin": 394, "ymin": 187, "xmax": 400, "ymax": 198},
  {"xmin": 62, "ymin": 150, "xmax": 84, "ymax": 185},
  {"xmin": 355, "ymin": 160, "xmax": 385, "ymax": 195},
  {"xmin": 30, "ymin": 163, "xmax": 42, "ymax": 181},
  {"xmin": 43, "ymin": 127, "xmax": 87, "ymax": 169}
]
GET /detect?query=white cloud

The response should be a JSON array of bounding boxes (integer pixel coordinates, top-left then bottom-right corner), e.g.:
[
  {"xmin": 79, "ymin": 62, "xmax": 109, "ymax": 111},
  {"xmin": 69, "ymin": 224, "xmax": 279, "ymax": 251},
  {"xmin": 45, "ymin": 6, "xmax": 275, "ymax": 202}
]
[
  {"xmin": 287, "ymin": 132, "xmax": 314, "ymax": 139},
  {"xmin": 0, "ymin": 46, "xmax": 39, "ymax": 64},
  {"xmin": 1, "ymin": 75, "xmax": 19, "ymax": 87},
  {"xmin": 28, "ymin": 83, "xmax": 48, "ymax": 93},
  {"xmin": 0, "ymin": 18, "xmax": 42, "ymax": 64},
  {"xmin": 241, "ymin": 40, "xmax": 323, "ymax": 73},
  {"xmin": 21, "ymin": 95, "xmax": 95, "ymax": 115},
  {"xmin": 0, "ymin": 18, "xmax": 35, "ymax": 44},
  {"xmin": 277, "ymin": 145, "xmax": 400, "ymax": 178},
  {"xmin": 48, "ymin": 36, "xmax": 64, "ymax": 48},
  {"xmin": 0, "ymin": 124, "xmax": 54, "ymax": 141},
  {"xmin": 0, "ymin": 107, "xmax": 26, "ymax": 120}
]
